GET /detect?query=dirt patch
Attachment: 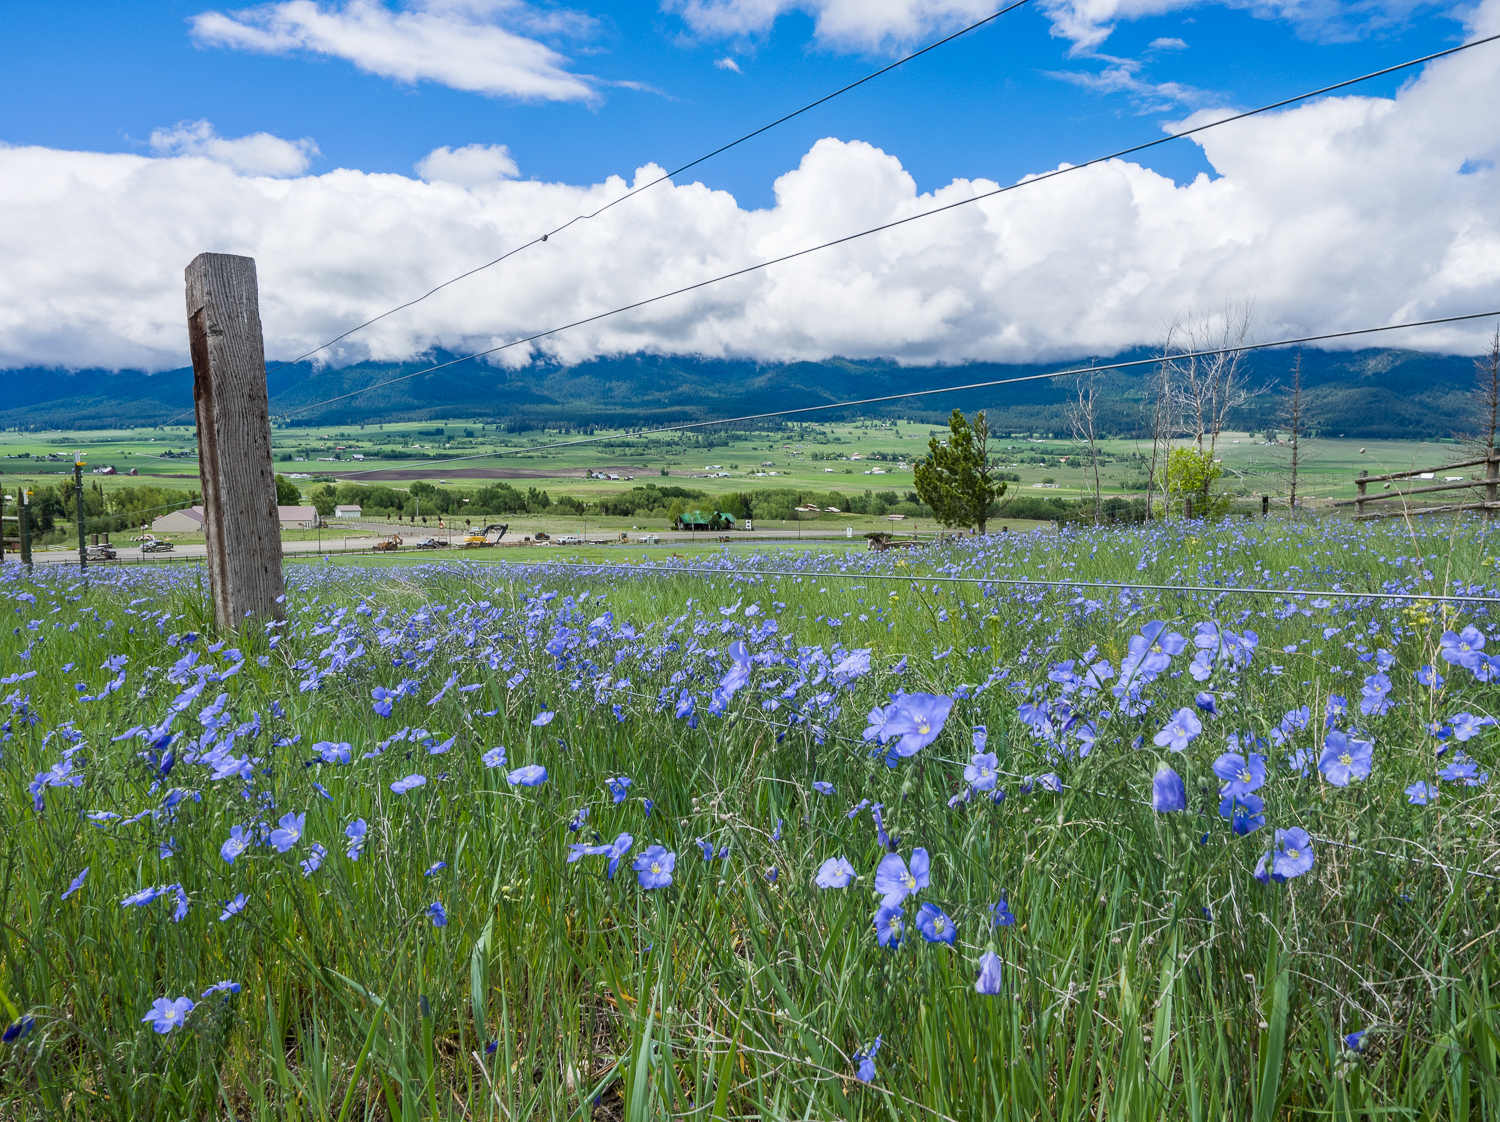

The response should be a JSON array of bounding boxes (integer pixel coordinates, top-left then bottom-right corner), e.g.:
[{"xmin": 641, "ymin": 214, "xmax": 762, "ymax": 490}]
[{"xmin": 332, "ymin": 467, "xmax": 643, "ymax": 482}]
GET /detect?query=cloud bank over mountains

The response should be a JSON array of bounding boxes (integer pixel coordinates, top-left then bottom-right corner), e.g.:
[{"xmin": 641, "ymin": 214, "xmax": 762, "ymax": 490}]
[{"xmin": 1, "ymin": 0, "xmax": 1496, "ymax": 373}]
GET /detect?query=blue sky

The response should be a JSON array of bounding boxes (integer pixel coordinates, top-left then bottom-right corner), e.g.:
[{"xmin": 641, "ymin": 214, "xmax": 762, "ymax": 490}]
[
  {"xmin": 1, "ymin": 0, "xmax": 1468, "ymax": 206},
  {"xmin": 0, "ymin": 0, "xmax": 1495, "ymax": 371}
]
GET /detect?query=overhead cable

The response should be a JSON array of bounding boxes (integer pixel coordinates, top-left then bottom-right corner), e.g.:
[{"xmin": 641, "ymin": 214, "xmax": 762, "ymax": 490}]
[
  {"xmin": 266, "ymin": 31, "xmax": 1500, "ymax": 427},
  {"xmin": 260, "ymin": 0, "xmax": 1037, "ymax": 377},
  {"xmin": 319, "ymin": 307, "xmax": 1500, "ymax": 477}
]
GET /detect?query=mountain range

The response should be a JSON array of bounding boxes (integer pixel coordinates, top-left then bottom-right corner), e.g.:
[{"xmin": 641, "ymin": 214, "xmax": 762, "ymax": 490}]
[{"xmin": 0, "ymin": 346, "xmax": 1484, "ymax": 440}]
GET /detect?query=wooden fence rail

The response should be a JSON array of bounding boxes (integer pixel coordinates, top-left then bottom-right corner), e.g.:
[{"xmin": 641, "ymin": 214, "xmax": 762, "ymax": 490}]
[{"xmin": 1332, "ymin": 451, "xmax": 1500, "ymax": 520}]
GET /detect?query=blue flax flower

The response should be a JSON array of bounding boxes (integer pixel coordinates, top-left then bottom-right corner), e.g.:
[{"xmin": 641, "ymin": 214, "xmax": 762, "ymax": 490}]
[
  {"xmin": 812, "ymin": 781, "xmax": 834, "ymax": 795},
  {"xmin": 975, "ymin": 951, "xmax": 1004, "ymax": 995},
  {"xmin": 915, "ymin": 902, "xmax": 956, "ymax": 944},
  {"xmin": 345, "ymin": 818, "xmax": 368, "ymax": 860},
  {"xmin": 1271, "ymin": 827, "xmax": 1315, "ymax": 880},
  {"xmin": 61, "ymin": 867, "xmax": 88, "ymax": 901},
  {"xmin": 531, "ymin": 710, "xmax": 555, "ymax": 727},
  {"xmin": 873, "ymin": 849, "xmax": 930, "ymax": 905},
  {"xmin": 633, "ymin": 845, "xmax": 675, "ymax": 889},
  {"xmin": 882, "ymin": 693, "xmax": 955, "ymax": 758},
  {"xmin": 1212, "ymin": 751, "xmax": 1266, "ymax": 797},
  {"xmin": 141, "ymin": 996, "xmax": 194, "ymax": 1034},
  {"xmin": 1406, "ymin": 780, "xmax": 1438, "ymax": 805},
  {"xmin": 507, "ymin": 765, "xmax": 547, "ymax": 787},
  {"xmin": 873, "ymin": 904, "xmax": 905, "ymax": 948},
  {"xmin": 815, "ymin": 857, "xmax": 856, "ymax": 888},
  {"xmin": 3, "ymin": 1016, "xmax": 36, "ymax": 1043},
  {"xmin": 300, "ymin": 844, "xmax": 326, "ymax": 877},
  {"xmin": 122, "ymin": 885, "xmax": 166, "ymax": 908},
  {"xmin": 1153, "ymin": 708, "xmax": 1203, "ymax": 753},
  {"xmin": 1345, "ymin": 1030, "xmax": 1367, "ymax": 1053},
  {"xmin": 1440, "ymin": 626, "xmax": 1486, "ymax": 670},
  {"xmin": 1152, "ymin": 762, "xmax": 1186, "ymax": 813},
  {"xmin": 964, "ymin": 752, "xmax": 999, "ymax": 792},
  {"xmin": 267, "ymin": 813, "xmax": 304, "ymax": 853},
  {"xmin": 391, "ymin": 774, "xmax": 427, "ymax": 794},
  {"xmin": 1318, "ymin": 731, "xmax": 1374, "ymax": 787},
  {"xmin": 201, "ymin": 981, "xmax": 241, "ymax": 998},
  {"xmin": 428, "ymin": 901, "xmax": 448, "ymax": 927},
  {"xmin": 855, "ymin": 1035, "xmax": 882, "ymax": 1082},
  {"xmin": 990, "ymin": 897, "xmax": 1017, "ymax": 927},
  {"xmin": 219, "ymin": 893, "xmax": 247, "ymax": 921},
  {"xmin": 1219, "ymin": 794, "xmax": 1265, "ymax": 836},
  {"xmin": 606, "ymin": 776, "xmax": 632, "ymax": 803},
  {"xmin": 425, "ymin": 861, "xmax": 447, "ymax": 876}
]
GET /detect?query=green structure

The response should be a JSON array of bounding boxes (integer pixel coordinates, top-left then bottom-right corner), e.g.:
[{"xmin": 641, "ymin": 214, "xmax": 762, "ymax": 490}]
[{"xmin": 675, "ymin": 510, "xmax": 737, "ymax": 532}]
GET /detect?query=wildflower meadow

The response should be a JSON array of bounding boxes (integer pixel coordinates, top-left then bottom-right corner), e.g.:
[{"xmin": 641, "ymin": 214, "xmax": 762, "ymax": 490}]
[{"xmin": 3, "ymin": 517, "xmax": 1499, "ymax": 1120}]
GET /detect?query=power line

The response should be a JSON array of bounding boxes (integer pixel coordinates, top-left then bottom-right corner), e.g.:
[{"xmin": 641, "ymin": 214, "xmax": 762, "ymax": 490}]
[
  {"xmin": 258, "ymin": 0, "xmax": 1037, "ymax": 379},
  {"xmin": 318, "ymin": 307, "xmax": 1500, "ymax": 477},
  {"xmin": 266, "ymin": 31, "xmax": 1500, "ymax": 427}
]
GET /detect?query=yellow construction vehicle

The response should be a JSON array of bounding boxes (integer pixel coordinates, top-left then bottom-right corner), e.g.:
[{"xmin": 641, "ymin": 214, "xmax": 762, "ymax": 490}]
[
  {"xmin": 372, "ymin": 534, "xmax": 403, "ymax": 552},
  {"xmin": 462, "ymin": 523, "xmax": 509, "ymax": 548}
]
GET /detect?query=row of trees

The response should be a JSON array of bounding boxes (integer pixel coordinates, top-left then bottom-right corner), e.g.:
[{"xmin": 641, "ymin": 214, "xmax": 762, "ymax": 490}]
[{"xmin": 0, "ymin": 482, "xmax": 197, "ymax": 535}]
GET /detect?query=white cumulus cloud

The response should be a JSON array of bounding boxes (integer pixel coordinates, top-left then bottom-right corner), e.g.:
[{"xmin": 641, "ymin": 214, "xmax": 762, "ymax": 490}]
[
  {"xmin": 190, "ymin": 0, "xmax": 597, "ymax": 102},
  {"xmin": 1, "ymin": 2, "xmax": 1498, "ymax": 373},
  {"xmin": 668, "ymin": 0, "xmax": 1438, "ymax": 52},
  {"xmin": 149, "ymin": 119, "xmax": 320, "ymax": 176},
  {"xmin": 416, "ymin": 143, "xmax": 520, "ymax": 185},
  {"xmin": 668, "ymin": 0, "xmax": 996, "ymax": 51}
]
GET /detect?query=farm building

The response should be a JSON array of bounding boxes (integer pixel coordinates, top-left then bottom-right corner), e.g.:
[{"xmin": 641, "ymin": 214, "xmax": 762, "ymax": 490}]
[
  {"xmin": 674, "ymin": 510, "xmax": 737, "ymax": 532},
  {"xmin": 333, "ymin": 505, "xmax": 362, "ymax": 519},
  {"xmin": 150, "ymin": 507, "xmax": 203, "ymax": 533},
  {"xmin": 150, "ymin": 505, "xmax": 321, "ymax": 533}
]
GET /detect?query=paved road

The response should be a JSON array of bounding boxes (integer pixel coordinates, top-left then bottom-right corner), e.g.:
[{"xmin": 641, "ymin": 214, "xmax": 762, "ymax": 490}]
[{"xmin": 11, "ymin": 526, "xmax": 883, "ymax": 568}]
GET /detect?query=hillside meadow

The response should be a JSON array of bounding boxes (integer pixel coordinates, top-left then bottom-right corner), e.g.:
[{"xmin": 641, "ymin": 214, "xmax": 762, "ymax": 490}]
[{"xmin": 2, "ymin": 515, "xmax": 1499, "ymax": 1120}]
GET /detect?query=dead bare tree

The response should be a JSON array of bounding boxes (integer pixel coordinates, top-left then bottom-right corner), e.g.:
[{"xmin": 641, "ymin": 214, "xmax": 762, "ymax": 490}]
[
  {"xmin": 1268, "ymin": 347, "xmax": 1316, "ymax": 513},
  {"xmin": 1160, "ymin": 299, "xmax": 1260, "ymax": 455},
  {"xmin": 1145, "ymin": 353, "xmax": 1173, "ymax": 518},
  {"xmin": 1464, "ymin": 326, "xmax": 1500, "ymax": 456},
  {"xmin": 1067, "ymin": 365, "xmax": 1104, "ymax": 523}
]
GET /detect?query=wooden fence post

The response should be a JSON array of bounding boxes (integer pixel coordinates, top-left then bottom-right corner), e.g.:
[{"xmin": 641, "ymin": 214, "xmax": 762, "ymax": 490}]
[
  {"xmin": 1355, "ymin": 470, "xmax": 1367, "ymax": 518},
  {"xmin": 1488, "ymin": 449, "xmax": 1498, "ymax": 520},
  {"xmin": 185, "ymin": 253, "xmax": 286, "ymax": 630}
]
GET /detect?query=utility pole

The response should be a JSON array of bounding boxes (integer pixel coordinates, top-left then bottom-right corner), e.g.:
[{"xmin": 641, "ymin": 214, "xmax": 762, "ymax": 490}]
[
  {"xmin": 75, "ymin": 454, "xmax": 87, "ymax": 570},
  {"xmin": 185, "ymin": 252, "xmax": 286, "ymax": 628},
  {"xmin": 19, "ymin": 488, "xmax": 32, "ymax": 568}
]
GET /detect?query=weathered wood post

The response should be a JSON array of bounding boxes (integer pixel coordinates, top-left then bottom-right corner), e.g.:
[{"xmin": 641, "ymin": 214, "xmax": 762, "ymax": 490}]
[
  {"xmin": 74, "ymin": 456, "xmax": 87, "ymax": 570},
  {"xmin": 19, "ymin": 488, "xmax": 32, "ymax": 568},
  {"xmin": 185, "ymin": 253, "xmax": 286, "ymax": 629},
  {"xmin": 1487, "ymin": 450, "xmax": 1498, "ymax": 520},
  {"xmin": 1355, "ymin": 470, "xmax": 1367, "ymax": 519}
]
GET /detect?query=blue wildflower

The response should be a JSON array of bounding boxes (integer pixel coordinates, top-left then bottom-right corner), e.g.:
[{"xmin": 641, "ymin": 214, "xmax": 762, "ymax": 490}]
[
  {"xmin": 633, "ymin": 845, "xmax": 675, "ymax": 889},
  {"xmin": 915, "ymin": 902, "xmax": 956, "ymax": 944},
  {"xmin": 975, "ymin": 951, "xmax": 1003, "ymax": 995},
  {"xmin": 1319, "ymin": 731, "xmax": 1374, "ymax": 787},
  {"xmin": 141, "ymin": 996, "xmax": 194, "ymax": 1034},
  {"xmin": 391, "ymin": 774, "xmax": 427, "ymax": 794},
  {"xmin": 1153, "ymin": 708, "xmax": 1203, "ymax": 753},
  {"xmin": 874, "ymin": 849, "xmax": 929, "ymax": 905},
  {"xmin": 345, "ymin": 818, "xmax": 368, "ymax": 860},
  {"xmin": 1152, "ymin": 762, "xmax": 1186, "ymax": 813},
  {"xmin": 428, "ymin": 901, "xmax": 448, "ymax": 927},
  {"xmin": 815, "ymin": 857, "xmax": 856, "ymax": 888},
  {"xmin": 506, "ymin": 765, "xmax": 547, "ymax": 787},
  {"xmin": 873, "ymin": 905, "xmax": 904, "ymax": 948}
]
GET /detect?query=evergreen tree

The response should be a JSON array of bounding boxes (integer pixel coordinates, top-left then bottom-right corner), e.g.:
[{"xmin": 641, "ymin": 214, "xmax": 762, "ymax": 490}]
[{"xmin": 913, "ymin": 409, "xmax": 1003, "ymax": 533}]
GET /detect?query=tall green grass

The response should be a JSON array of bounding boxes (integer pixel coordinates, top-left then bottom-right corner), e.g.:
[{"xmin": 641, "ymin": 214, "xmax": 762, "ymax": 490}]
[{"xmin": 2, "ymin": 516, "xmax": 1498, "ymax": 1120}]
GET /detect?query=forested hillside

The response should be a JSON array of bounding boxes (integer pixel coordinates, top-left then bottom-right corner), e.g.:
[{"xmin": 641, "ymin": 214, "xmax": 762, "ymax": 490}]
[{"xmin": 0, "ymin": 346, "xmax": 1480, "ymax": 439}]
